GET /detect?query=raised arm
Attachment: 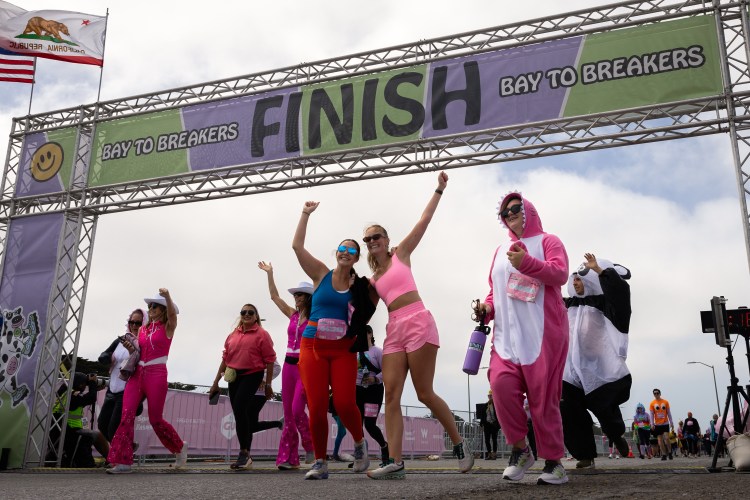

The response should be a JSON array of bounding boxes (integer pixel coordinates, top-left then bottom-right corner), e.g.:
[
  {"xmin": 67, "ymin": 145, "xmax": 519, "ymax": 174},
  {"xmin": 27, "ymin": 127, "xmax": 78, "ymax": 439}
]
[
  {"xmin": 258, "ymin": 261, "xmax": 295, "ymax": 318},
  {"xmin": 395, "ymin": 172, "xmax": 448, "ymax": 261},
  {"xmin": 292, "ymin": 201, "xmax": 329, "ymax": 284},
  {"xmin": 160, "ymin": 287, "xmax": 178, "ymax": 338}
]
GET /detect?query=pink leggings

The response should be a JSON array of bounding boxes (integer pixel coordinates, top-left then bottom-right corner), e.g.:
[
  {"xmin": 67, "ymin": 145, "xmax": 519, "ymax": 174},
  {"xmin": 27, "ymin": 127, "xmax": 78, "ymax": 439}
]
[
  {"xmin": 276, "ymin": 360, "xmax": 313, "ymax": 466},
  {"xmin": 107, "ymin": 364, "xmax": 183, "ymax": 465},
  {"xmin": 298, "ymin": 337, "xmax": 364, "ymax": 459}
]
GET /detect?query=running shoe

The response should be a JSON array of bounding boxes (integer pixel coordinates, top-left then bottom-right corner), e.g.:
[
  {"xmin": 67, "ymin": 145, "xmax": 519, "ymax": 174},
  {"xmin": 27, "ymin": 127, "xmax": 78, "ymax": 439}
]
[
  {"xmin": 106, "ymin": 464, "xmax": 132, "ymax": 474},
  {"xmin": 502, "ymin": 446, "xmax": 535, "ymax": 481},
  {"xmin": 172, "ymin": 441, "xmax": 188, "ymax": 469},
  {"xmin": 230, "ymin": 451, "xmax": 252, "ymax": 470},
  {"xmin": 352, "ymin": 439, "xmax": 370, "ymax": 472},
  {"xmin": 367, "ymin": 459, "xmax": 405, "ymax": 480},
  {"xmin": 304, "ymin": 459, "xmax": 329, "ymax": 480},
  {"xmin": 277, "ymin": 462, "xmax": 299, "ymax": 470},
  {"xmin": 537, "ymin": 460, "xmax": 568, "ymax": 485},
  {"xmin": 454, "ymin": 440, "xmax": 474, "ymax": 473},
  {"xmin": 333, "ymin": 452, "xmax": 355, "ymax": 462},
  {"xmin": 575, "ymin": 458, "xmax": 595, "ymax": 469}
]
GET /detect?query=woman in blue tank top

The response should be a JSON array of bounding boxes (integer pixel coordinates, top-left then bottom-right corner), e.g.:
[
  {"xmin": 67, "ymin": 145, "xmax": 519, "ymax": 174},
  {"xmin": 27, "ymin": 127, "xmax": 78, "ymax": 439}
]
[{"xmin": 292, "ymin": 200, "xmax": 370, "ymax": 480}]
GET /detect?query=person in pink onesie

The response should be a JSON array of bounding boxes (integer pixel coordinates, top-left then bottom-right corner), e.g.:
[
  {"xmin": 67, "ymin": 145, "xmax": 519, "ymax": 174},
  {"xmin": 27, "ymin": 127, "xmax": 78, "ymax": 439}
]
[
  {"xmin": 106, "ymin": 288, "xmax": 187, "ymax": 474},
  {"xmin": 258, "ymin": 261, "xmax": 315, "ymax": 470},
  {"xmin": 474, "ymin": 193, "xmax": 569, "ymax": 486}
]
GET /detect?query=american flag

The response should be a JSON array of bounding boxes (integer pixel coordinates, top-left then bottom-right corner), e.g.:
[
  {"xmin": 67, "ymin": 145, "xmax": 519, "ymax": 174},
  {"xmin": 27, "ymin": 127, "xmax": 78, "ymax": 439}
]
[{"xmin": 0, "ymin": 52, "xmax": 35, "ymax": 84}]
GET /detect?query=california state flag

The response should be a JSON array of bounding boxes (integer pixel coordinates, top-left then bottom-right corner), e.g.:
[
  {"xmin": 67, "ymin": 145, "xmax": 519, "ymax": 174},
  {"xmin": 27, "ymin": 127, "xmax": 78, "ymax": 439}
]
[{"xmin": 0, "ymin": 1, "xmax": 105, "ymax": 66}]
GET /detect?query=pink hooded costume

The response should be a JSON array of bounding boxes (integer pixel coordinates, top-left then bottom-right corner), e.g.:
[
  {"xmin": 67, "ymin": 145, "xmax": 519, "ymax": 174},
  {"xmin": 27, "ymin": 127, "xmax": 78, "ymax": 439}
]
[{"xmin": 483, "ymin": 193, "xmax": 569, "ymax": 460}]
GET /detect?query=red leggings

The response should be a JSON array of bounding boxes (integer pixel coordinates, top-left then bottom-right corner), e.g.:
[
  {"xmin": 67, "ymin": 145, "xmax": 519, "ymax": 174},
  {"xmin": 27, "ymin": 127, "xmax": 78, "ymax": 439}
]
[{"xmin": 299, "ymin": 337, "xmax": 363, "ymax": 459}]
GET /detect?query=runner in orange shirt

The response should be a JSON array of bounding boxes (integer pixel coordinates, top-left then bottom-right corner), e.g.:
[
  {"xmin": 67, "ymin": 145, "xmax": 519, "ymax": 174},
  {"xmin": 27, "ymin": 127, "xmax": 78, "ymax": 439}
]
[{"xmin": 649, "ymin": 388, "xmax": 674, "ymax": 461}]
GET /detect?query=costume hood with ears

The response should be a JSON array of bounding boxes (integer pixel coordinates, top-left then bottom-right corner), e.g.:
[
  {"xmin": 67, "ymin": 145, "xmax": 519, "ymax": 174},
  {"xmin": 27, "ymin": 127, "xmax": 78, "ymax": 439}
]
[
  {"xmin": 498, "ymin": 192, "xmax": 544, "ymax": 241},
  {"xmin": 567, "ymin": 259, "xmax": 631, "ymax": 298}
]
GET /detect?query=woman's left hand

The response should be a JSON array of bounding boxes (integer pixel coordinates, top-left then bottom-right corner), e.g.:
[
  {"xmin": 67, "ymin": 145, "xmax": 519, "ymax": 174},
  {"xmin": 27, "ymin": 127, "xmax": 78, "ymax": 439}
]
[
  {"xmin": 264, "ymin": 385, "xmax": 274, "ymax": 400},
  {"xmin": 159, "ymin": 287, "xmax": 170, "ymax": 297},
  {"xmin": 437, "ymin": 171, "xmax": 448, "ymax": 190}
]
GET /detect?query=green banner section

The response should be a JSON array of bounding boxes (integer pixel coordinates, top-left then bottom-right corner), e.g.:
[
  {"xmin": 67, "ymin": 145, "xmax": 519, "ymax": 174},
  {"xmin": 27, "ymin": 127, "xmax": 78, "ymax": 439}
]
[
  {"xmin": 88, "ymin": 110, "xmax": 188, "ymax": 187},
  {"xmin": 564, "ymin": 16, "xmax": 722, "ymax": 116}
]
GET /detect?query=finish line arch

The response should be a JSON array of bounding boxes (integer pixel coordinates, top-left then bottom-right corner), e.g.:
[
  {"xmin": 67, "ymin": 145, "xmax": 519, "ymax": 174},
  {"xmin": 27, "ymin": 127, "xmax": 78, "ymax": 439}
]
[{"xmin": 1, "ymin": 0, "xmax": 749, "ymax": 468}]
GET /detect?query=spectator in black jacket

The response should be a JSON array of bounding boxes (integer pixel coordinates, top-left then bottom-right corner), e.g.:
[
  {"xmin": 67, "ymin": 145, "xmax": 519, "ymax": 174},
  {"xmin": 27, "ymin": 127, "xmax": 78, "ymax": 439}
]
[{"xmin": 682, "ymin": 412, "xmax": 701, "ymax": 457}]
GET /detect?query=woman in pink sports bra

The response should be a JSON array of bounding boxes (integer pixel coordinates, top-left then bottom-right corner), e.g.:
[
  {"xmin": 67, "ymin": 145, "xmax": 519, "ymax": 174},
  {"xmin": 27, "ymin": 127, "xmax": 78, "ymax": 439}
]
[{"xmin": 363, "ymin": 172, "xmax": 474, "ymax": 480}]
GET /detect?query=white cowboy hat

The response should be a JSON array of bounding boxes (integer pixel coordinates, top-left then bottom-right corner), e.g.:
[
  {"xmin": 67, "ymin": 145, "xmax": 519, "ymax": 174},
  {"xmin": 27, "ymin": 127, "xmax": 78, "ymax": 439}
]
[
  {"xmin": 287, "ymin": 281, "xmax": 314, "ymax": 295},
  {"xmin": 143, "ymin": 295, "xmax": 180, "ymax": 314}
]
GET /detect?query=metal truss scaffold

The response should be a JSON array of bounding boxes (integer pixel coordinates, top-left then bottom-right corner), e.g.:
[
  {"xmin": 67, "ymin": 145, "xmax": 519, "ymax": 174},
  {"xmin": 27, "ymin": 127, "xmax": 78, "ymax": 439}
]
[{"xmin": 1, "ymin": 0, "xmax": 748, "ymax": 467}]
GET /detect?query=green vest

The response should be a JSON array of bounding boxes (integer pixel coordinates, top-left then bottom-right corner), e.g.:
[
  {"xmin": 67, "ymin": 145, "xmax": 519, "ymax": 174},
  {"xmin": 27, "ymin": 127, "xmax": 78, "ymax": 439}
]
[{"xmin": 53, "ymin": 394, "xmax": 84, "ymax": 429}]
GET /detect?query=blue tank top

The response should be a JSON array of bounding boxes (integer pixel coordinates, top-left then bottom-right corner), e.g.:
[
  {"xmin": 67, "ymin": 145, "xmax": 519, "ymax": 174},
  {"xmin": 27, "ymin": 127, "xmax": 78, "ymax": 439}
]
[{"xmin": 302, "ymin": 271, "xmax": 352, "ymax": 339}]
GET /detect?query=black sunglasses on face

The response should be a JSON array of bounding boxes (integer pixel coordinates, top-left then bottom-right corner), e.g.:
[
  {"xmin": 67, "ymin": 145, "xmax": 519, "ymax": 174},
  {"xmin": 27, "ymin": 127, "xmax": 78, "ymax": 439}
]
[
  {"xmin": 363, "ymin": 233, "xmax": 385, "ymax": 243},
  {"xmin": 128, "ymin": 320, "xmax": 142, "ymax": 327},
  {"xmin": 148, "ymin": 303, "xmax": 163, "ymax": 310},
  {"xmin": 240, "ymin": 310, "xmax": 256, "ymax": 316},
  {"xmin": 500, "ymin": 204, "xmax": 523, "ymax": 219}
]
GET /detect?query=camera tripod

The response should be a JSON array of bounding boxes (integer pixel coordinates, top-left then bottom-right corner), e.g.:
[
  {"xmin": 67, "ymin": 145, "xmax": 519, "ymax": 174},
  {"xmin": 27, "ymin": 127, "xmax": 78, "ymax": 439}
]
[{"xmin": 708, "ymin": 331, "xmax": 750, "ymax": 472}]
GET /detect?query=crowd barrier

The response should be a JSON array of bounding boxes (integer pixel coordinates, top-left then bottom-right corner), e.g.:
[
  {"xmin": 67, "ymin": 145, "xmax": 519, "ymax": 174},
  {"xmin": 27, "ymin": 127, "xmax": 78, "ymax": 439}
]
[{"xmin": 92, "ymin": 389, "xmax": 446, "ymax": 459}]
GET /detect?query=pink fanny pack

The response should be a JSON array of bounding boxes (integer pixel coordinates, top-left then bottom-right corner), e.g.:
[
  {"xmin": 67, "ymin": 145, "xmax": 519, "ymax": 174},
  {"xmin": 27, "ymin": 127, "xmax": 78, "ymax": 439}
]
[{"xmin": 311, "ymin": 318, "xmax": 348, "ymax": 340}]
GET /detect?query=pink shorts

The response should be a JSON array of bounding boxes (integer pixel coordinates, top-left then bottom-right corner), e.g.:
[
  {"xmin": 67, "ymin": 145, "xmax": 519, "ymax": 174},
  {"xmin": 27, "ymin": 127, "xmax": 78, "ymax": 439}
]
[{"xmin": 382, "ymin": 301, "xmax": 440, "ymax": 355}]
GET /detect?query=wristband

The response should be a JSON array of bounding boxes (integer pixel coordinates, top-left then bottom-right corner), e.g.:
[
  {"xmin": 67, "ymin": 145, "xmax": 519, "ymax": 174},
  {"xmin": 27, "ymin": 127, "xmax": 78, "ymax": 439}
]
[{"xmin": 435, "ymin": 189, "xmax": 443, "ymax": 195}]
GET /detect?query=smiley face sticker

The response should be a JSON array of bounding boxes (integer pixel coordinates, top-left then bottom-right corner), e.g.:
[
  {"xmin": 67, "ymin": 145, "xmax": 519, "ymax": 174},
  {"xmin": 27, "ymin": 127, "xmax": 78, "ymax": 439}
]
[{"xmin": 30, "ymin": 142, "xmax": 64, "ymax": 182}]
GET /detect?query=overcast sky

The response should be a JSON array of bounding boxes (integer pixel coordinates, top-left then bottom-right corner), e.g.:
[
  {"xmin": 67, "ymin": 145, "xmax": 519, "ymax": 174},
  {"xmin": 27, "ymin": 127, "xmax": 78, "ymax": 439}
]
[{"xmin": 2, "ymin": 0, "xmax": 749, "ymax": 432}]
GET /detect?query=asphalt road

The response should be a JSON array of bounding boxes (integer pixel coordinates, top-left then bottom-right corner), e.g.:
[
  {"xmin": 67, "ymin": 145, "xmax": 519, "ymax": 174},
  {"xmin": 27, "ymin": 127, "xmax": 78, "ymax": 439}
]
[{"xmin": 2, "ymin": 455, "xmax": 747, "ymax": 499}]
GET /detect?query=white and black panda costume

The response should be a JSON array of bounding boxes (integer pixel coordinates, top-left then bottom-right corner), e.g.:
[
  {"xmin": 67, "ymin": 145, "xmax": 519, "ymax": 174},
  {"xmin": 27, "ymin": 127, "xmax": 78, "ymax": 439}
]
[{"xmin": 559, "ymin": 259, "xmax": 632, "ymax": 461}]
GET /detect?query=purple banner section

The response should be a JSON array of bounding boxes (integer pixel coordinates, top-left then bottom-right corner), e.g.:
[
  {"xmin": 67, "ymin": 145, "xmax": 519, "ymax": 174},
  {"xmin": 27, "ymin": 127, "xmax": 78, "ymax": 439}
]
[
  {"xmin": 423, "ymin": 36, "xmax": 583, "ymax": 137},
  {"xmin": 0, "ymin": 213, "xmax": 63, "ymax": 411},
  {"xmin": 183, "ymin": 87, "xmax": 302, "ymax": 170},
  {"xmin": 94, "ymin": 389, "xmax": 445, "ymax": 457},
  {"xmin": 14, "ymin": 132, "xmax": 65, "ymax": 197}
]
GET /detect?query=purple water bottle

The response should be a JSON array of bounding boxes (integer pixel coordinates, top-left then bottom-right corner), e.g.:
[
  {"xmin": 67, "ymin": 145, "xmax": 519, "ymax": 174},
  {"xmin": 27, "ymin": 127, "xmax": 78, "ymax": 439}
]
[{"xmin": 463, "ymin": 307, "xmax": 490, "ymax": 375}]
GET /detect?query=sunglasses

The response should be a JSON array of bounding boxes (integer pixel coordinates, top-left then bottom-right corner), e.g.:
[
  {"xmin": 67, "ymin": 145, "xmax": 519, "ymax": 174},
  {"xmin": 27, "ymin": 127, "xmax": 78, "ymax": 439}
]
[
  {"xmin": 500, "ymin": 204, "xmax": 523, "ymax": 219},
  {"xmin": 148, "ymin": 302, "xmax": 163, "ymax": 310},
  {"xmin": 363, "ymin": 233, "xmax": 385, "ymax": 243},
  {"xmin": 240, "ymin": 310, "xmax": 257, "ymax": 316},
  {"xmin": 337, "ymin": 245, "xmax": 358, "ymax": 255},
  {"xmin": 127, "ymin": 320, "xmax": 142, "ymax": 327}
]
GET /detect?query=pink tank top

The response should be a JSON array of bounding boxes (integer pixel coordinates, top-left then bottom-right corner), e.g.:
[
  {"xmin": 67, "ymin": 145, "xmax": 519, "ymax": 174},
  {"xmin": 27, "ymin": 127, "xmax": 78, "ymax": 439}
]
[
  {"xmin": 138, "ymin": 321, "xmax": 172, "ymax": 363},
  {"xmin": 371, "ymin": 253, "xmax": 418, "ymax": 307},
  {"xmin": 286, "ymin": 311, "xmax": 307, "ymax": 357}
]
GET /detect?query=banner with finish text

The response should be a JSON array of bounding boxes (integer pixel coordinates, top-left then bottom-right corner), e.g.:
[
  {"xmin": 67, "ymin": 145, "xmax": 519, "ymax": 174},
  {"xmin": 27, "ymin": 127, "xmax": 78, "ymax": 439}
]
[{"xmin": 14, "ymin": 15, "xmax": 722, "ymax": 195}]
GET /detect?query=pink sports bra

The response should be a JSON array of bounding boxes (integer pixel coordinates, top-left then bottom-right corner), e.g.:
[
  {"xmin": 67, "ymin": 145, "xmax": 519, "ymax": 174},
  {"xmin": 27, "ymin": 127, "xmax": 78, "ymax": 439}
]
[{"xmin": 371, "ymin": 253, "xmax": 418, "ymax": 307}]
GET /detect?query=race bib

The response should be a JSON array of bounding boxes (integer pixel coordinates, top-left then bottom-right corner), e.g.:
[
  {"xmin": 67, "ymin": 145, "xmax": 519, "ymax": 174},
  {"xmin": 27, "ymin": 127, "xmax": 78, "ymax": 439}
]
[
  {"xmin": 364, "ymin": 403, "xmax": 379, "ymax": 418},
  {"xmin": 506, "ymin": 272, "xmax": 541, "ymax": 302},
  {"xmin": 315, "ymin": 318, "xmax": 348, "ymax": 340}
]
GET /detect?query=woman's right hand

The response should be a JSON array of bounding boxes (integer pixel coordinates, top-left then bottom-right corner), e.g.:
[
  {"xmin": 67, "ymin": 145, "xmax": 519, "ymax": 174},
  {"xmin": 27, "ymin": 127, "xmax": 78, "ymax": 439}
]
[
  {"xmin": 209, "ymin": 383, "xmax": 219, "ymax": 397},
  {"xmin": 473, "ymin": 301, "xmax": 491, "ymax": 318},
  {"xmin": 122, "ymin": 339, "xmax": 135, "ymax": 354},
  {"xmin": 302, "ymin": 201, "xmax": 319, "ymax": 215}
]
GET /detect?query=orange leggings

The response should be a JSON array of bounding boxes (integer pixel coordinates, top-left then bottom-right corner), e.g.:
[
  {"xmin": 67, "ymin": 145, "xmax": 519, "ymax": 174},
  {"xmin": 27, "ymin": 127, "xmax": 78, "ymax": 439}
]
[{"xmin": 299, "ymin": 337, "xmax": 364, "ymax": 459}]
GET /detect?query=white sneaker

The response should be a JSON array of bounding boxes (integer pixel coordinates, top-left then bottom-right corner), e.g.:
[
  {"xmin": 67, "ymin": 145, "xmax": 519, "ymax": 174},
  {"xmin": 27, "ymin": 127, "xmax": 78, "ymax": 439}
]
[
  {"xmin": 537, "ymin": 460, "xmax": 568, "ymax": 485},
  {"xmin": 304, "ymin": 459, "xmax": 329, "ymax": 480},
  {"xmin": 352, "ymin": 439, "xmax": 370, "ymax": 472},
  {"xmin": 503, "ymin": 447, "xmax": 535, "ymax": 481},
  {"xmin": 367, "ymin": 460, "xmax": 405, "ymax": 480},
  {"xmin": 172, "ymin": 441, "xmax": 188, "ymax": 468},
  {"xmin": 454, "ymin": 440, "xmax": 474, "ymax": 473},
  {"xmin": 608, "ymin": 454, "xmax": 613, "ymax": 459},
  {"xmin": 334, "ymin": 452, "xmax": 355, "ymax": 462},
  {"xmin": 106, "ymin": 464, "xmax": 132, "ymax": 474}
]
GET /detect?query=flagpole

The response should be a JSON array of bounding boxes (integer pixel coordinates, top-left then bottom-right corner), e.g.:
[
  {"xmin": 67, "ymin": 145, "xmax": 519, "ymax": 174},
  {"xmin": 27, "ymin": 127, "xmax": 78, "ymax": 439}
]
[
  {"xmin": 26, "ymin": 57, "xmax": 37, "ymax": 115},
  {"xmin": 95, "ymin": 9, "xmax": 109, "ymax": 103}
]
